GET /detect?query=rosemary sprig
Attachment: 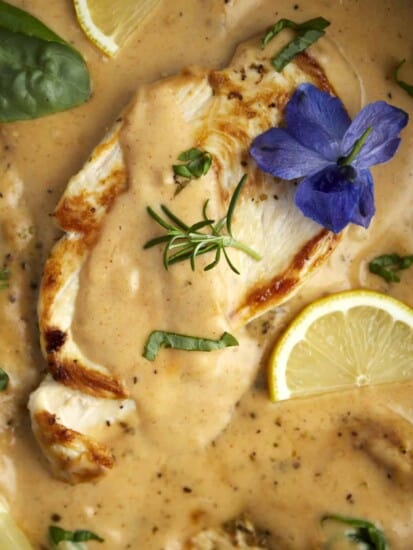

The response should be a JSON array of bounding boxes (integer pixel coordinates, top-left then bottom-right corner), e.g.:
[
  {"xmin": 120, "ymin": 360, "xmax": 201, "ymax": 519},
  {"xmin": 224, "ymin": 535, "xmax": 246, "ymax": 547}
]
[{"xmin": 144, "ymin": 174, "xmax": 261, "ymax": 274}]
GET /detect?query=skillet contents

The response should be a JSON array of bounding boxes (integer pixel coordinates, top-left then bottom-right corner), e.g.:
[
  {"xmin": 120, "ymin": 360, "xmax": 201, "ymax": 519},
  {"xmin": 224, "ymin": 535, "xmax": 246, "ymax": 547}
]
[{"xmin": 0, "ymin": 1, "xmax": 412, "ymax": 549}]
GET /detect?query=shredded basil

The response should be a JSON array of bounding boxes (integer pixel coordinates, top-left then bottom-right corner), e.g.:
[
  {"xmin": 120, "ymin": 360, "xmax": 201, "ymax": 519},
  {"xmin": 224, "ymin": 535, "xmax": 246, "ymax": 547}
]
[
  {"xmin": 0, "ymin": 368, "xmax": 9, "ymax": 391},
  {"xmin": 369, "ymin": 253, "xmax": 413, "ymax": 283},
  {"xmin": 0, "ymin": 0, "xmax": 91, "ymax": 122},
  {"xmin": 49, "ymin": 525, "xmax": 104, "ymax": 546},
  {"xmin": 143, "ymin": 331, "xmax": 238, "ymax": 361},
  {"xmin": 394, "ymin": 59, "xmax": 413, "ymax": 97},
  {"xmin": 322, "ymin": 515, "xmax": 388, "ymax": 550},
  {"xmin": 173, "ymin": 147, "xmax": 212, "ymax": 179},
  {"xmin": 261, "ymin": 16, "xmax": 330, "ymax": 72}
]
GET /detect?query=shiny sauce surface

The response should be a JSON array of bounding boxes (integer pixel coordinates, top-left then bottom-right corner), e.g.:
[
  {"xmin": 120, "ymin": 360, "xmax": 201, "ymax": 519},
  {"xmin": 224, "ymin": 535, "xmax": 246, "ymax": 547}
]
[{"xmin": 0, "ymin": 1, "xmax": 412, "ymax": 548}]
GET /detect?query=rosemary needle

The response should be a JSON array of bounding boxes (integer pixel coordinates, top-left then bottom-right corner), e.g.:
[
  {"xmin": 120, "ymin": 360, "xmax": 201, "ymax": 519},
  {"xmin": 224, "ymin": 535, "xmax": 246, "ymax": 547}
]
[{"xmin": 144, "ymin": 175, "xmax": 261, "ymax": 274}]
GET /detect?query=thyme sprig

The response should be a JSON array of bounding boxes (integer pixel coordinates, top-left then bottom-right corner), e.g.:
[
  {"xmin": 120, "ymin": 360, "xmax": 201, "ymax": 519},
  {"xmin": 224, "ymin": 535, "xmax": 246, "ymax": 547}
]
[{"xmin": 144, "ymin": 174, "xmax": 261, "ymax": 274}]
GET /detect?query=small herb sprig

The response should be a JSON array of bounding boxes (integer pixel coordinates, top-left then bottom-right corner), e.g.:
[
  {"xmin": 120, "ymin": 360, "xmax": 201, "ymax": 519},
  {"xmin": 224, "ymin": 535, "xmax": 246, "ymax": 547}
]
[
  {"xmin": 322, "ymin": 514, "xmax": 388, "ymax": 550},
  {"xmin": 369, "ymin": 253, "xmax": 413, "ymax": 283},
  {"xmin": 173, "ymin": 147, "xmax": 212, "ymax": 180},
  {"xmin": 144, "ymin": 174, "xmax": 261, "ymax": 274},
  {"xmin": 394, "ymin": 59, "xmax": 413, "ymax": 97},
  {"xmin": 261, "ymin": 17, "xmax": 330, "ymax": 72}
]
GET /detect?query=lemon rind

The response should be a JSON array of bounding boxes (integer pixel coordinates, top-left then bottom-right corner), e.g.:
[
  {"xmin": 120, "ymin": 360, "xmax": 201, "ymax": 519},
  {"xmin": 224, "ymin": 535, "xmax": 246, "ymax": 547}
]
[{"xmin": 269, "ymin": 290, "xmax": 413, "ymax": 402}]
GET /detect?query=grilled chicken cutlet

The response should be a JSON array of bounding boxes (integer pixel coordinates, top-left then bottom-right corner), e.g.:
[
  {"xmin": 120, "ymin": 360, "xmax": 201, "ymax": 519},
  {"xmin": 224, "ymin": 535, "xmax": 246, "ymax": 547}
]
[{"xmin": 29, "ymin": 35, "xmax": 341, "ymax": 483}]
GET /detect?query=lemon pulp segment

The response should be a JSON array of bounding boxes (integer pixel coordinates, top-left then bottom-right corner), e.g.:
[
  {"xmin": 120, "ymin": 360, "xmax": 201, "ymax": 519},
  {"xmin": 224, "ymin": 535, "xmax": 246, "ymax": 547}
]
[{"xmin": 74, "ymin": 0, "xmax": 161, "ymax": 57}]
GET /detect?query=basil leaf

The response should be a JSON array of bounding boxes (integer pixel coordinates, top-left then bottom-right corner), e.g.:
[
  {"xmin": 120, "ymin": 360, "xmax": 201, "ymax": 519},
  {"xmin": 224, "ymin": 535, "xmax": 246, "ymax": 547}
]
[
  {"xmin": 394, "ymin": 59, "xmax": 413, "ymax": 97},
  {"xmin": 322, "ymin": 515, "xmax": 388, "ymax": 550},
  {"xmin": 262, "ymin": 16, "xmax": 330, "ymax": 48},
  {"xmin": 0, "ymin": 1, "xmax": 91, "ymax": 122},
  {"xmin": 173, "ymin": 148, "xmax": 212, "ymax": 180},
  {"xmin": 261, "ymin": 16, "xmax": 330, "ymax": 72},
  {"xmin": 0, "ymin": 368, "xmax": 9, "ymax": 391},
  {"xmin": 369, "ymin": 253, "xmax": 413, "ymax": 283},
  {"xmin": 0, "ymin": 0, "xmax": 66, "ymax": 44},
  {"xmin": 143, "ymin": 331, "xmax": 238, "ymax": 361},
  {"xmin": 49, "ymin": 525, "xmax": 104, "ymax": 545}
]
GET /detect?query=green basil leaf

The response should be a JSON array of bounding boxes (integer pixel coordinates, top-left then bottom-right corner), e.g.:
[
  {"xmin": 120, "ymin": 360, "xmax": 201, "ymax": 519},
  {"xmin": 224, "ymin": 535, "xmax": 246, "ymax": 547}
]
[
  {"xmin": 262, "ymin": 16, "xmax": 330, "ymax": 48},
  {"xmin": 0, "ymin": 368, "xmax": 9, "ymax": 391},
  {"xmin": 261, "ymin": 16, "xmax": 330, "ymax": 72},
  {"xmin": 0, "ymin": 0, "xmax": 65, "ymax": 44},
  {"xmin": 272, "ymin": 28, "xmax": 326, "ymax": 71},
  {"xmin": 49, "ymin": 525, "xmax": 104, "ymax": 545},
  {"xmin": 0, "ymin": 2, "xmax": 91, "ymax": 122},
  {"xmin": 173, "ymin": 148, "xmax": 212, "ymax": 180},
  {"xmin": 143, "ymin": 331, "xmax": 238, "ymax": 361},
  {"xmin": 369, "ymin": 253, "xmax": 413, "ymax": 283},
  {"xmin": 322, "ymin": 515, "xmax": 388, "ymax": 550},
  {"xmin": 394, "ymin": 59, "xmax": 413, "ymax": 97}
]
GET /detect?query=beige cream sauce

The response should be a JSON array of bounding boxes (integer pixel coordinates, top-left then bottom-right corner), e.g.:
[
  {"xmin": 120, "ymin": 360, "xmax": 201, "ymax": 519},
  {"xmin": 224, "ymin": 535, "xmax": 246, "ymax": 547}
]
[{"xmin": 0, "ymin": 0, "xmax": 413, "ymax": 548}]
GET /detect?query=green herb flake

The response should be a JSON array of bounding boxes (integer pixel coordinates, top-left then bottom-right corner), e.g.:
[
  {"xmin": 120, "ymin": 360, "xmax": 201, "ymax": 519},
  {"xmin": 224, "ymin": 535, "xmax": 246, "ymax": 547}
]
[
  {"xmin": 394, "ymin": 59, "xmax": 413, "ymax": 97},
  {"xmin": 0, "ymin": 368, "xmax": 9, "ymax": 391},
  {"xmin": 49, "ymin": 525, "xmax": 104, "ymax": 546},
  {"xmin": 369, "ymin": 253, "xmax": 413, "ymax": 283},
  {"xmin": 173, "ymin": 147, "xmax": 212, "ymax": 180},
  {"xmin": 143, "ymin": 331, "xmax": 238, "ymax": 361},
  {"xmin": 144, "ymin": 174, "xmax": 261, "ymax": 274},
  {"xmin": 322, "ymin": 514, "xmax": 388, "ymax": 550},
  {"xmin": 0, "ymin": 268, "xmax": 9, "ymax": 290},
  {"xmin": 0, "ymin": 0, "xmax": 91, "ymax": 122},
  {"xmin": 261, "ymin": 16, "xmax": 330, "ymax": 72}
]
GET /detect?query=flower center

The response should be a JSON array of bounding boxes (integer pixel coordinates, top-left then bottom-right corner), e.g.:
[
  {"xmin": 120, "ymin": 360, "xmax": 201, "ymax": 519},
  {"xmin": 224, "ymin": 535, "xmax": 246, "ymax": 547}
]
[{"xmin": 338, "ymin": 126, "xmax": 373, "ymax": 166}]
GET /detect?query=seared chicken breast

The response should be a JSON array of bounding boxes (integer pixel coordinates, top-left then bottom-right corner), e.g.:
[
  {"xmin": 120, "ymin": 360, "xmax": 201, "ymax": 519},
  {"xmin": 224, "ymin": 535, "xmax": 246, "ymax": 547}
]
[{"xmin": 29, "ymin": 34, "xmax": 341, "ymax": 483}]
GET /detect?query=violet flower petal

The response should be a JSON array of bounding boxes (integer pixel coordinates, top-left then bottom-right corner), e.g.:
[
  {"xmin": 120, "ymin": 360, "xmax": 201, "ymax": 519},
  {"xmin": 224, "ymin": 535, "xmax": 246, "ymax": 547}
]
[
  {"xmin": 349, "ymin": 169, "xmax": 375, "ymax": 228},
  {"xmin": 285, "ymin": 83, "xmax": 351, "ymax": 161},
  {"xmin": 250, "ymin": 127, "xmax": 329, "ymax": 180},
  {"xmin": 341, "ymin": 101, "xmax": 409, "ymax": 168},
  {"xmin": 294, "ymin": 165, "xmax": 365, "ymax": 233}
]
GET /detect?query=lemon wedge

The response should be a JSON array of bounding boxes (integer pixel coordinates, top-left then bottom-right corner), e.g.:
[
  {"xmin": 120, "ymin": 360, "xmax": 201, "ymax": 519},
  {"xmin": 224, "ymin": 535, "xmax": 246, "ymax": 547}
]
[
  {"xmin": 269, "ymin": 290, "xmax": 413, "ymax": 401},
  {"xmin": 0, "ymin": 501, "xmax": 33, "ymax": 550},
  {"xmin": 73, "ymin": 0, "xmax": 161, "ymax": 57}
]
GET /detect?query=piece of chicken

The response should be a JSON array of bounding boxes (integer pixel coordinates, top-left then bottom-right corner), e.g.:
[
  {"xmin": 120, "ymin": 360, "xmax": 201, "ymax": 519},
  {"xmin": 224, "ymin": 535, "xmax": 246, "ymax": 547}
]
[{"xmin": 29, "ymin": 34, "xmax": 341, "ymax": 483}]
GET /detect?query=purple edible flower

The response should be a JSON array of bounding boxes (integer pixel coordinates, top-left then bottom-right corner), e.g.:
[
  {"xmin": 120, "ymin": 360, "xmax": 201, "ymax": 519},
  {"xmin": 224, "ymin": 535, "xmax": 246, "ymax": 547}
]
[{"xmin": 250, "ymin": 83, "xmax": 408, "ymax": 233}]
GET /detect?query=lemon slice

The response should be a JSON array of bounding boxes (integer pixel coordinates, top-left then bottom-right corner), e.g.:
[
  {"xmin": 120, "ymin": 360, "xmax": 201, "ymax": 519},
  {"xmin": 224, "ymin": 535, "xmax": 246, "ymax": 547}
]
[
  {"xmin": 73, "ymin": 0, "xmax": 160, "ymax": 57},
  {"xmin": 269, "ymin": 290, "xmax": 413, "ymax": 401}
]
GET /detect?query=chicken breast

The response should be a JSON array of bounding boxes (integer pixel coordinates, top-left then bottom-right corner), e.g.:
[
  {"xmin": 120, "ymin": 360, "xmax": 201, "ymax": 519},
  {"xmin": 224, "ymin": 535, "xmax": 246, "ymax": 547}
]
[{"xmin": 29, "ymin": 34, "xmax": 341, "ymax": 483}]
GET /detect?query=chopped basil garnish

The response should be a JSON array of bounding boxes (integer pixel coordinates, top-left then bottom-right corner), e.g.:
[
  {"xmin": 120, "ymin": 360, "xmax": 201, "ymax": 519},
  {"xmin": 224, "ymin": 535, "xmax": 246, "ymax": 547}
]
[
  {"xmin": 144, "ymin": 174, "xmax": 261, "ymax": 274},
  {"xmin": 0, "ymin": 368, "xmax": 9, "ymax": 391},
  {"xmin": 0, "ymin": 268, "xmax": 9, "ymax": 290},
  {"xmin": 394, "ymin": 59, "xmax": 413, "ymax": 97},
  {"xmin": 173, "ymin": 147, "xmax": 212, "ymax": 180},
  {"xmin": 49, "ymin": 525, "xmax": 104, "ymax": 545},
  {"xmin": 322, "ymin": 515, "xmax": 388, "ymax": 550},
  {"xmin": 143, "ymin": 331, "xmax": 238, "ymax": 361},
  {"xmin": 0, "ymin": 0, "xmax": 91, "ymax": 122},
  {"xmin": 369, "ymin": 253, "xmax": 413, "ymax": 283},
  {"xmin": 261, "ymin": 16, "xmax": 330, "ymax": 72}
]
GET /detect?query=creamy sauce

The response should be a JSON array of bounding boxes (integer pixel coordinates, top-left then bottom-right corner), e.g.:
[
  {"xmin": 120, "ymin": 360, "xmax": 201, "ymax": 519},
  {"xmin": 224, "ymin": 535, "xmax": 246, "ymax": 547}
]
[{"xmin": 0, "ymin": 0, "xmax": 413, "ymax": 548}]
